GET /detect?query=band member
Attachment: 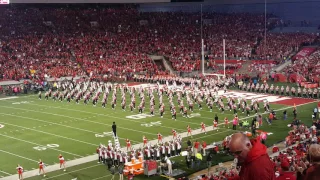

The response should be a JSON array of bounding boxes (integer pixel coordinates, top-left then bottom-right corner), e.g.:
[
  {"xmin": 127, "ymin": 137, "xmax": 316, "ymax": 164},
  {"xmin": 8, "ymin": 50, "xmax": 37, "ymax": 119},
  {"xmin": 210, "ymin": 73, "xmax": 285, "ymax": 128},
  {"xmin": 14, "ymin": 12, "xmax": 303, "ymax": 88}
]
[
  {"xmin": 172, "ymin": 108, "xmax": 177, "ymax": 120},
  {"xmin": 183, "ymin": 107, "xmax": 189, "ymax": 118},
  {"xmin": 102, "ymin": 98, "xmax": 106, "ymax": 108},
  {"xmin": 150, "ymin": 105, "xmax": 154, "ymax": 115},
  {"xmin": 280, "ymin": 86, "xmax": 284, "ymax": 95},
  {"xmin": 159, "ymin": 104, "xmax": 164, "ymax": 118},
  {"xmin": 297, "ymin": 87, "xmax": 301, "ymax": 97},
  {"xmin": 45, "ymin": 91, "xmax": 49, "ymax": 100},
  {"xmin": 246, "ymin": 104, "xmax": 251, "ymax": 116},
  {"xmin": 59, "ymin": 154, "xmax": 66, "ymax": 171},
  {"xmin": 314, "ymin": 88, "xmax": 318, "ymax": 99},
  {"xmin": 275, "ymin": 86, "xmax": 279, "ymax": 95}
]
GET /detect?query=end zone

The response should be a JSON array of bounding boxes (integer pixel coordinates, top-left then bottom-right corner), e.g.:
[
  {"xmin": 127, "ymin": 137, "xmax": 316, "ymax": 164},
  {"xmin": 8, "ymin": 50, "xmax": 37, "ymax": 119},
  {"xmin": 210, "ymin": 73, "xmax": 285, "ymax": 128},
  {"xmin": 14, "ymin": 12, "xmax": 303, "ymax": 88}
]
[{"xmin": 272, "ymin": 98, "xmax": 316, "ymax": 106}]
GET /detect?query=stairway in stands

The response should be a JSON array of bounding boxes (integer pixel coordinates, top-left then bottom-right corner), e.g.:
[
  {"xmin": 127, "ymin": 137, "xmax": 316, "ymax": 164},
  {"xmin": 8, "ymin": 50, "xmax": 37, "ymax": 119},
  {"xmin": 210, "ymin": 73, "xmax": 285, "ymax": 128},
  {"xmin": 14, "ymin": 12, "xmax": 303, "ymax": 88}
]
[{"xmin": 236, "ymin": 61, "xmax": 252, "ymax": 74}]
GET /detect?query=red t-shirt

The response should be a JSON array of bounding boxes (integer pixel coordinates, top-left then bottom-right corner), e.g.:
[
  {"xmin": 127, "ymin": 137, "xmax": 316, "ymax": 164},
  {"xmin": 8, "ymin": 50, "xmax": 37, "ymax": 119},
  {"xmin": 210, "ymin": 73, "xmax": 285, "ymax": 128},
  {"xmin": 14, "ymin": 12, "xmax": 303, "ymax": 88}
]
[
  {"xmin": 276, "ymin": 171, "xmax": 296, "ymax": 180},
  {"xmin": 194, "ymin": 142, "xmax": 200, "ymax": 149}
]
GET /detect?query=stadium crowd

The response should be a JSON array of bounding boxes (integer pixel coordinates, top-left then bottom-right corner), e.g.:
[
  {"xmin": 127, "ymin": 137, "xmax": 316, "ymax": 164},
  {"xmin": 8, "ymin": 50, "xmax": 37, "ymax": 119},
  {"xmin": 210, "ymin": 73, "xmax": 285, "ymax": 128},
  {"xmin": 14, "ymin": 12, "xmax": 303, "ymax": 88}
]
[
  {"xmin": 1, "ymin": 5, "xmax": 320, "ymax": 180},
  {"xmin": 0, "ymin": 5, "xmax": 318, "ymax": 81},
  {"xmin": 284, "ymin": 50, "xmax": 320, "ymax": 81}
]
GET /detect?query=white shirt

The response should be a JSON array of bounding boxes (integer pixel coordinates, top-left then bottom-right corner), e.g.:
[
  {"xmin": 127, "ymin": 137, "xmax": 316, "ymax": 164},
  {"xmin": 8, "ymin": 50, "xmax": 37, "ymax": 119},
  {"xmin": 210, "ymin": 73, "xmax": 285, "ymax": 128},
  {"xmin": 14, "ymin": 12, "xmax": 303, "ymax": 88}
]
[{"xmin": 166, "ymin": 158, "xmax": 172, "ymax": 165}]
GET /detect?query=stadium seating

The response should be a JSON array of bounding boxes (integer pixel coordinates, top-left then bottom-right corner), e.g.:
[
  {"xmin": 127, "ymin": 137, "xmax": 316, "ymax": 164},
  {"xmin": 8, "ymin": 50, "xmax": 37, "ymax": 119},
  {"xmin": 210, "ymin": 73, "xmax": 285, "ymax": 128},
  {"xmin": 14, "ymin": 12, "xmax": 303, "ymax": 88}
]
[
  {"xmin": 0, "ymin": 6, "xmax": 318, "ymax": 80},
  {"xmin": 284, "ymin": 49, "xmax": 320, "ymax": 82},
  {"xmin": 255, "ymin": 33, "xmax": 316, "ymax": 60}
]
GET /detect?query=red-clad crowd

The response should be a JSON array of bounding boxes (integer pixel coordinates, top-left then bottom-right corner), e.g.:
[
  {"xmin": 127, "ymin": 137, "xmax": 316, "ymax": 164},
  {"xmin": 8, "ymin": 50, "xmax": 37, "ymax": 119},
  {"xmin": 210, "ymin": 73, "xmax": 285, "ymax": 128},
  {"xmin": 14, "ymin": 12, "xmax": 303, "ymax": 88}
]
[
  {"xmin": 255, "ymin": 33, "xmax": 316, "ymax": 60},
  {"xmin": 0, "ymin": 6, "xmax": 318, "ymax": 81},
  {"xmin": 248, "ymin": 60, "xmax": 278, "ymax": 76},
  {"xmin": 284, "ymin": 50, "xmax": 320, "ymax": 81}
]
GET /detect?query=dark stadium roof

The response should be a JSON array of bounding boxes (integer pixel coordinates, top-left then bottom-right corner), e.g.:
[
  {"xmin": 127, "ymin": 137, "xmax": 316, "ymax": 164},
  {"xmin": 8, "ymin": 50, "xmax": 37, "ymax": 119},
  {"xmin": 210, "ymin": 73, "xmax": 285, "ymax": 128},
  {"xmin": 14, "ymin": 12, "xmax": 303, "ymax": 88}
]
[{"xmin": 8, "ymin": 0, "xmax": 320, "ymax": 4}]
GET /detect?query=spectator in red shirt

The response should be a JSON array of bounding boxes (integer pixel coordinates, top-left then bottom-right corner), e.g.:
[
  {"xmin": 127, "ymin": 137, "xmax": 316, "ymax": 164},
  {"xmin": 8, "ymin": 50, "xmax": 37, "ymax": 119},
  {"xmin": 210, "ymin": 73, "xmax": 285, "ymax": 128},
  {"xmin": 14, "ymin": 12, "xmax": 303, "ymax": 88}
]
[
  {"xmin": 228, "ymin": 133, "xmax": 276, "ymax": 180},
  {"xmin": 194, "ymin": 140, "xmax": 200, "ymax": 154},
  {"xmin": 273, "ymin": 145, "xmax": 280, "ymax": 153},
  {"xmin": 276, "ymin": 158, "xmax": 296, "ymax": 180}
]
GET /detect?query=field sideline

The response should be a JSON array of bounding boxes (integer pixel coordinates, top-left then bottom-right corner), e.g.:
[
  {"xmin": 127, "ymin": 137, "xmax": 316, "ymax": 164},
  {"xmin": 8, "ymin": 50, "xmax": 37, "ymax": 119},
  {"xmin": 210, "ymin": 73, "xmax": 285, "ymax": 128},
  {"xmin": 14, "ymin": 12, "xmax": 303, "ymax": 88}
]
[{"xmin": 0, "ymin": 86, "xmax": 318, "ymax": 180}]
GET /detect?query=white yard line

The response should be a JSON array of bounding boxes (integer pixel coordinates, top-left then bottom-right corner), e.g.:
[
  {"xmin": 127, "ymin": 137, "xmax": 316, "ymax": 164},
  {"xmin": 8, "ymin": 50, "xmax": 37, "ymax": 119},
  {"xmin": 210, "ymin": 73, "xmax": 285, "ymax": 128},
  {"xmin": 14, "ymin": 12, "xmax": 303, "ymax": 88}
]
[
  {"xmin": 182, "ymin": 129, "xmax": 232, "ymax": 143},
  {"xmin": 0, "ymin": 105, "xmax": 160, "ymax": 136},
  {"xmin": 42, "ymin": 164, "xmax": 103, "ymax": 180},
  {"xmin": 3, "ymin": 97, "xmax": 187, "ymax": 131},
  {"xmin": 8, "ymin": 96, "xmax": 318, "ymax": 131},
  {"xmin": 0, "ymin": 95, "xmax": 317, "ymax": 180},
  {"xmin": 0, "ymin": 149, "xmax": 38, "ymax": 162},
  {"xmin": 0, "ymin": 133, "xmax": 82, "ymax": 157},
  {"xmin": 91, "ymin": 174, "xmax": 112, "ymax": 180},
  {"xmin": 0, "ymin": 112, "xmax": 140, "ymax": 144},
  {"xmin": 0, "ymin": 97, "xmax": 18, "ymax": 101},
  {"xmin": 2, "ymin": 96, "xmax": 317, "ymax": 141},
  {"xmin": 0, "ymin": 122, "xmax": 98, "ymax": 147},
  {"xmin": 0, "ymin": 171, "xmax": 11, "ymax": 176},
  {"xmin": 0, "ymin": 121, "xmax": 233, "ymax": 180}
]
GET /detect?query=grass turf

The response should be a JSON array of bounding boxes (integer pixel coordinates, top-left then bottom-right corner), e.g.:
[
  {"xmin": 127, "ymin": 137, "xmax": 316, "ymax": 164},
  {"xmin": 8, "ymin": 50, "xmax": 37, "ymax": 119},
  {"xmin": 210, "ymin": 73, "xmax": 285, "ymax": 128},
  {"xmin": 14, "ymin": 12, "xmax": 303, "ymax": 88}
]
[{"xmin": 0, "ymin": 88, "xmax": 318, "ymax": 180}]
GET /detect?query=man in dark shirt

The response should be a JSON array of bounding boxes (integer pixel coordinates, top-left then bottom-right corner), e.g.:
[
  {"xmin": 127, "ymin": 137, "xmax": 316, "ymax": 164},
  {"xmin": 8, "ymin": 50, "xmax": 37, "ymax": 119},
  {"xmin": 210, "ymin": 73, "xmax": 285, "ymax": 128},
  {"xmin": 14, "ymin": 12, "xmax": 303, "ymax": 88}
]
[
  {"xmin": 112, "ymin": 122, "xmax": 117, "ymax": 137},
  {"xmin": 214, "ymin": 114, "xmax": 219, "ymax": 123},
  {"xmin": 206, "ymin": 151, "xmax": 213, "ymax": 173},
  {"xmin": 187, "ymin": 139, "xmax": 192, "ymax": 148}
]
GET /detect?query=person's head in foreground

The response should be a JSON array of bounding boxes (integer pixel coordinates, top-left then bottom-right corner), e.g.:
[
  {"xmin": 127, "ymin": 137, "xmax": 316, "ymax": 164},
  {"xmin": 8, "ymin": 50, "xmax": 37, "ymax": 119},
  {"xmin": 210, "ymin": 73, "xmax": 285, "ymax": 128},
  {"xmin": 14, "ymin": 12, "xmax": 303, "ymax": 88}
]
[
  {"xmin": 305, "ymin": 144, "xmax": 320, "ymax": 180},
  {"xmin": 308, "ymin": 144, "xmax": 320, "ymax": 164},
  {"xmin": 228, "ymin": 132, "xmax": 254, "ymax": 164},
  {"xmin": 228, "ymin": 132, "xmax": 276, "ymax": 180}
]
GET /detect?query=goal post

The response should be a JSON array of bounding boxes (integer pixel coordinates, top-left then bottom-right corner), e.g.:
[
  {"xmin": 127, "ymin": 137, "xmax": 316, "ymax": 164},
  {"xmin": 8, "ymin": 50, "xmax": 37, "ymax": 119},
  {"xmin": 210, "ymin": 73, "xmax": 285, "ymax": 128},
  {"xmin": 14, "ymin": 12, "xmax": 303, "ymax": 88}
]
[{"xmin": 202, "ymin": 39, "xmax": 226, "ymax": 79}]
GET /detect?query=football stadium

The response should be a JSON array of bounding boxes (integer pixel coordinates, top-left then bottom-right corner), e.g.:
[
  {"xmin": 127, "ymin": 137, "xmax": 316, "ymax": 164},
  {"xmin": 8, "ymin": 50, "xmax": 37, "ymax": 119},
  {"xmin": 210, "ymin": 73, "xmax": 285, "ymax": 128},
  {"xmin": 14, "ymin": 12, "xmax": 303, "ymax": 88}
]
[{"xmin": 0, "ymin": 0, "xmax": 320, "ymax": 180}]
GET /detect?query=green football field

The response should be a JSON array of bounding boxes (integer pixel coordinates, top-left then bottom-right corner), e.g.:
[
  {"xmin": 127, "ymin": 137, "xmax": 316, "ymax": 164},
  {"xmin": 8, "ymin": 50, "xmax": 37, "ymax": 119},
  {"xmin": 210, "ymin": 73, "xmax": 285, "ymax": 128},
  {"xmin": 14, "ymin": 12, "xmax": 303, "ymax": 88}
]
[{"xmin": 0, "ymin": 86, "xmax": 318, "ymax": 180}]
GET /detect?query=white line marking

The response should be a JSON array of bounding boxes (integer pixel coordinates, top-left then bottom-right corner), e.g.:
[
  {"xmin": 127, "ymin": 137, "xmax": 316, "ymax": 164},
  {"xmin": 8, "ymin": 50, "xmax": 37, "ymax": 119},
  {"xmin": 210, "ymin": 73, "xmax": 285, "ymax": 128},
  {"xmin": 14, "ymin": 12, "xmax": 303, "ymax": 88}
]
[
  {"xmin": 0, "ymin": 170, "xmax": 11, "ymax": 175},
  {"xmin": 0, "ymin": 134, "xmax": 82, "ymax": 157},
  {"xmin": 1, "ymin": 122, "xmax": 98, "ymax": 146},
  {"xmin": 0, "ymin": 112, "xmax": 139, "ymax": 143},
  {"xmin": 92, "ymin": 174, "xmax": 112, "ymax": 180},
  {"xmin": 0, "ymin": 105, "xmax": 158, "ymax": 136},
  {"xmin": 42, "ymin": 164, "xmax": 102, "ymax": 180},
  {"xmin": 0, "ymin": 149, "xmax": 38, "ymax": 162},
  {"xmin": 0, "ymin": 97, "xmax": 18, "ymax": 100}
]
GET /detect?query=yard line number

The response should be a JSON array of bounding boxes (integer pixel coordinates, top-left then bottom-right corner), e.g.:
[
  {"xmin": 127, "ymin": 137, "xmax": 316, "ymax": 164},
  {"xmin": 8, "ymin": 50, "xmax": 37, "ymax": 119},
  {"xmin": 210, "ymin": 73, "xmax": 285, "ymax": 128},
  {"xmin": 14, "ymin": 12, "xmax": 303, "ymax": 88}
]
[
  {"xmin": 189, "ymin": 113, "xmax": 201, "ymax": 118},
  {"xmin": 141, "ymin": 121, "xmax": 162, "ymax": 127},
  {"xmin": 126, "ymin": 113, "xmax": 153, "ymax": 120},
  {"xmin": 33, "ymin": 144, "xmax": 59, "ymax": 151},
  {"xmin": 0, "ymin": 124, "xmax": 4, "ymax": 129},
  {"xmin": 95, "ymin": 131, "xmax": 113, "ymax": 138}
]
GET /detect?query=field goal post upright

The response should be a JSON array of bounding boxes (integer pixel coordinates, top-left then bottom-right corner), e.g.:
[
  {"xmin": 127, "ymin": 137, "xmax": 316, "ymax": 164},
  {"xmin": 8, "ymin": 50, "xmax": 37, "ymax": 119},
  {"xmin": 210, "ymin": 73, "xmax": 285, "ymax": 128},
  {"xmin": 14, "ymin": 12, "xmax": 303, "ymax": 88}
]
[{"xmin": 203, "ymin": 39, "xmax": 226, "ymax": 81}]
